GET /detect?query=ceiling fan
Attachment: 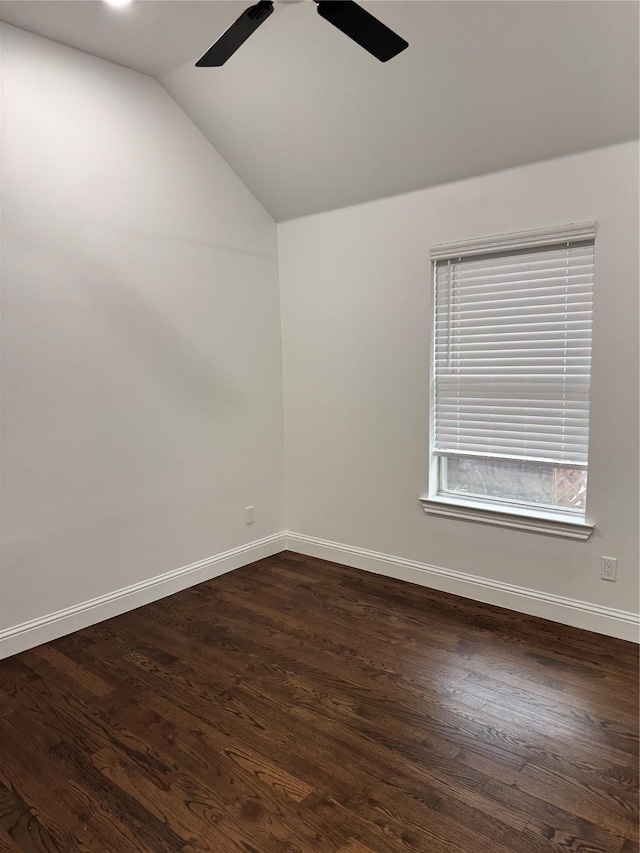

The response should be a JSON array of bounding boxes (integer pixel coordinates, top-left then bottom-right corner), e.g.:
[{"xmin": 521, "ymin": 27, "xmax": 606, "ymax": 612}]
[{"xmin": 195, "ymin": 0, "xmax": 408, "ymax": 67}]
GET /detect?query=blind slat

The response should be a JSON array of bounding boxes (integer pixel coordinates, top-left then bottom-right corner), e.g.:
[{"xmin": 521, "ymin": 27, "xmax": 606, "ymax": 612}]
[{"xmin": 435, "ymin": 275, "xmax": 594, "ymax": 294}]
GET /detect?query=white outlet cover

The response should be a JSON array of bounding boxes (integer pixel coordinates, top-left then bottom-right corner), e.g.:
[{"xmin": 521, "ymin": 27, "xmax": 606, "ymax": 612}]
[{"xmin": 601, "ymin": 556, "xmax": 617, "ymax": 581}]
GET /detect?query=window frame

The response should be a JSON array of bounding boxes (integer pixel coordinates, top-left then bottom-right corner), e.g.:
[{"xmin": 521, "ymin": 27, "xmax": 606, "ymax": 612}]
[{"xmin": 421, "ymin": 222, "xmax": 597, "ymax": 540}]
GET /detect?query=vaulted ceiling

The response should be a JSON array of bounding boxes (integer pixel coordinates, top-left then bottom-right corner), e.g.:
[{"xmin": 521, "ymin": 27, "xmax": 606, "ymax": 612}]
[{"xmin": 2, "ymin": 0, "xmax": 638, "ymax": 221}]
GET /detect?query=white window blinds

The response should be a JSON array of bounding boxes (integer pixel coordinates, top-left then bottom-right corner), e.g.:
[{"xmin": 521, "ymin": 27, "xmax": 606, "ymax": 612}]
[{"xmin": 432, "ymin": 227, "xmax": 595, "ymax": 467}]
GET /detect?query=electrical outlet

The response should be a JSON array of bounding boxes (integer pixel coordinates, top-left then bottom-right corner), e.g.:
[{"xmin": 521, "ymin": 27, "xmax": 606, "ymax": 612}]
[
  {"xmin": 245, "ymin": 506, "xmax": 255, "ymax": 525},
  {"xmin": 601, "ymin": 556, "xmax": 617, "ymax": 582}
]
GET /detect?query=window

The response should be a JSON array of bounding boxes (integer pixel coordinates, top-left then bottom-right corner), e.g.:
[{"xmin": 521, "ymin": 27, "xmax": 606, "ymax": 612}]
[{"xmin": 422, "ymin": 222, "xmax": 596, "ymax": 539}]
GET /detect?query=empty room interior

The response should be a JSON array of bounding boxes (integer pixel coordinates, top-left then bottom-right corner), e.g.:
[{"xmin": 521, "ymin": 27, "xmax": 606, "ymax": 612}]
[{"xmin": 0, "ymin": 0, "xmax": 639, "ymax": 851}]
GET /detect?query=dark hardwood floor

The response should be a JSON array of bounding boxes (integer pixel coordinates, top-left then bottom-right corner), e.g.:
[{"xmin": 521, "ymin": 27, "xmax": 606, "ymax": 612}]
[{"xmin": 0, "ymin": 551, "xmax": 638, "ymax": 853}]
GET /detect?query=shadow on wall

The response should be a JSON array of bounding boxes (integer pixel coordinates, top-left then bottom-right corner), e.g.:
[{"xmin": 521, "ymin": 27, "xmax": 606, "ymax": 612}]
[
  {"xmin": 5, "ymin": 219, "xmax": 277, "ymax": 419},
  {"xmin": 78, "ymin": 258, "xmax": 237, "ymax": 419}
]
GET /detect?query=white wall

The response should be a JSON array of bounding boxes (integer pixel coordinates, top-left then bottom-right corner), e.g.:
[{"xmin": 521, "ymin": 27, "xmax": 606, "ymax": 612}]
[
  {"xmin": 279, "ymin": 142, "xmax": 639, "ymax": 623},
  {"xmin": 1, "ymin": 24, "xmax": 284, "ymax": 630}
]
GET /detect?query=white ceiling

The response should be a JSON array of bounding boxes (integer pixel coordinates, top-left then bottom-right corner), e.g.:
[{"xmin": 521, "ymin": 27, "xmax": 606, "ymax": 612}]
[
  {"xmin": 2, "ymin": 1, "xmax": 638, "ymax": 221},
  {"xmin": 0, "ymin": 1, "xmax": 244, "ymax": 76}
]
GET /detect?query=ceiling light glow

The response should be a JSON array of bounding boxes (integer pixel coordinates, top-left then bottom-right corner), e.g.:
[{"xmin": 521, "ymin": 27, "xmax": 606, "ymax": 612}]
[{"xmin": 104, "ymin": 0, "xmax": 132, "ymax": 8}]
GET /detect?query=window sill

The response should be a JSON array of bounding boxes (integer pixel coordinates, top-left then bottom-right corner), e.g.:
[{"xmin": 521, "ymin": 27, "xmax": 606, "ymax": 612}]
[{"xmin": 419, "ymin": 496, "xmax": 595, "ymax": 540}]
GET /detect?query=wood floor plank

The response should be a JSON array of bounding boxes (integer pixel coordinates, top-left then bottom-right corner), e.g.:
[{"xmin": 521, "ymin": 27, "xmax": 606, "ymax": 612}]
[
  {"xmin": 0, "ymin": 779, "xmax": 65, "ymax": 853},
  {"xmin": 336, "ymin": 842, "xmax": 375, "ymax": 853},
  {"xmin": 0, "ymin": 551, "xmax": 637, "ymax": 852},
  {"xmin": 0, "ymin": 826, "xmax": 22, "ymax": 853},
  {"xmin": 22, "ymin": 646, "xmax": 113, "ymax": 699},
  {"xmin": 514, "ymin": 762, "xmax": 638, "ymax": 838},
  {"xmin": 89, "ymin": 746, "xmax": 241, "ymax": 852},
  {"xmin": 525, "ymin": 816, "xmax": 628, "ymax": 853},
  {"xmin": 483, "ymin": 778, "xmax": 630, "ymax": 853}
]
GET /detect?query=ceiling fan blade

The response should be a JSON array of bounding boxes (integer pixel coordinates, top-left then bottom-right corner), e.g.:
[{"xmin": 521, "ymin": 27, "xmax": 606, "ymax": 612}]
[
  {"xmin": 314, "ymin": 0, "xmax": 408, "ymax": 62},
  {"xmin": 196, "ymin": 0, "xmax": 274, "ymax": 67}
]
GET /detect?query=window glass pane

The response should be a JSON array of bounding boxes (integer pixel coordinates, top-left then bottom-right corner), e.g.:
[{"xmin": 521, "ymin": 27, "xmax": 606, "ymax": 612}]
[{"xmin": 442, "ymin": 456, "xmax": 588, "ymax": 510}]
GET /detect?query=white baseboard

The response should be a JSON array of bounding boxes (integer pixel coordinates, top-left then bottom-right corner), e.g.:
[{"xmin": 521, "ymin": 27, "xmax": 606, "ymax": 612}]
[
  {"xmin": 285, "ymin": 531, "xmax": 640, "ymax": 643},
  {"xmin": 3, "ymin": 529, "xmax": 637, "ymax": 659},
  {"xmin": 0, "ymin": 533, "xmax": 287, "ymax": 660}
]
